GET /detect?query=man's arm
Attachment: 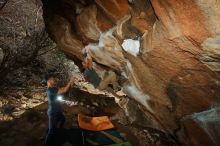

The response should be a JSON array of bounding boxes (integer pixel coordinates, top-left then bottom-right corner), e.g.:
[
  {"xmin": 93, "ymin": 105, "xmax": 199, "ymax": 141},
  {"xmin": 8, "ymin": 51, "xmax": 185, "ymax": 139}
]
[
  {"xmin": 82, "ymin": 55, "xmax": 93, "ymax": 69},
  {"xmin": 58, "ymin": 76, "xmax": 74, "ymax": 94},
  {"xmin": 87, "ymin": 56, "xmax": 93, "ymax": 68}
]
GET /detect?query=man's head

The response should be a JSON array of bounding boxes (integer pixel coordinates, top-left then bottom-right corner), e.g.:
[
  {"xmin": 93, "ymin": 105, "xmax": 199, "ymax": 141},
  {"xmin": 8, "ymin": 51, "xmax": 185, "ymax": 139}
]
[
  {"xmin": 43, "ymin": 74, "xmax": 56, "ymax": 87},
  {"xmin": 82, "ymin": 54, "xmax": 93, "ymax": 69}
]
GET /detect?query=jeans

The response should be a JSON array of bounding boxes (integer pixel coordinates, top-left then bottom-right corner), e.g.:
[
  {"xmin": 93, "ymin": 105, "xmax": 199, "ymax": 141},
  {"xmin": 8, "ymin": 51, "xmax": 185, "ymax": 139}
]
[
  {"xmin": 45, "ymin": 112, "xmax": 65, "ymax": 146},
  {"xmin": 98, "ymin": 71, "xmax": 119, "ymax": 90},
  {"xmin": 48, "ymin": 112, "xmax": 66, "ymax": 133}
]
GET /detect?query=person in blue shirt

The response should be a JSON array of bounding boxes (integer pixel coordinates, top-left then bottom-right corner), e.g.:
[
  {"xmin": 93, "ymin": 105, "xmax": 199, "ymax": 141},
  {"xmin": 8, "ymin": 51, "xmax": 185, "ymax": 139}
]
[
  {"xmin": 44, "ymin": 74, "xmax": 74, "ymax": 145},
  {"xmin": 82, "ymin": 54, "xmax": 120, "ymax": 91}
]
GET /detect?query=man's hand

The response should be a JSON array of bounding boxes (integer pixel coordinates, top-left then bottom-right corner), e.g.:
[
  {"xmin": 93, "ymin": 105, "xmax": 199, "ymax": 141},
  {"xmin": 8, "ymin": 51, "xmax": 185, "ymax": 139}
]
[
  {"xmin": 69, "ymin": 75, "xmax": 75, "ymax": 85},
  {"xmin": 58, "ymin": 75, "xmax": 75, "ymax": 94},
  {"xmin": 82, "ymin": 54, "xmax": 93, "ymax": 69}
]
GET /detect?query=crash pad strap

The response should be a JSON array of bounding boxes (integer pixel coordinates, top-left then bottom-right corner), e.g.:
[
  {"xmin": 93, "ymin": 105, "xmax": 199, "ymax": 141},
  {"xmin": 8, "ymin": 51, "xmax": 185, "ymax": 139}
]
[
  {"xmin": 86, "ymin": 139, "xmax": 100, "ymax": 145},
  {"xmin": 100, "ymin": 131, "xmax": 124, "ymax": 143},
  {"xmin": 84, "ymin": 129, "xmax": 131, "ymax": 146}
]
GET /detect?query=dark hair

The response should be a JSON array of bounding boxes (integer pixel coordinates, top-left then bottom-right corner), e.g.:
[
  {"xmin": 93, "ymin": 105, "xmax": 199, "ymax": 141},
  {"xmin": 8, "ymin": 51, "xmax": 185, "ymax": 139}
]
[{"xmin": 43, "ymin": 74, "xmax": 54, "ymax": 82}]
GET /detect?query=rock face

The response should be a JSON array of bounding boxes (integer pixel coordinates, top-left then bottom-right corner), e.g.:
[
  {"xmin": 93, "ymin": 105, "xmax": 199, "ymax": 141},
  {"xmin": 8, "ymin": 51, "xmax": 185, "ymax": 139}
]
[
  {"xmin": 1, "ymin": 0, "xmax": 220, "ymax": 145},
  {"xmin": 43, "ymin": 0, "xmax": 220, "ymax": 145},
  {"xmin": 0, "ymin": 0, "xmax": 47, "ymax": 78}
]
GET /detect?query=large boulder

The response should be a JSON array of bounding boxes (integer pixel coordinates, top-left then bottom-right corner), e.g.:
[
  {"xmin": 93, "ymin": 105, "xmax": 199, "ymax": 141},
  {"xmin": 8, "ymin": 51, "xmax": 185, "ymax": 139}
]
[{"xmin": 0, "ymin": 0, "xmax": 47, "ymax": 78}]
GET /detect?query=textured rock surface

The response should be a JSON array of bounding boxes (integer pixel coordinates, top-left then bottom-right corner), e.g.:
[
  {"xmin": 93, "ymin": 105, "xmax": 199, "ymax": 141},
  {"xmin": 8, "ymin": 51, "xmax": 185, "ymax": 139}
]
[
  {"xmin": 76, "ymin": 5, "xmax": 101, "ymax": 42},
  {"xmin": 43, "ymin": 0, "xmax": 220, "ymax": 145},
  {"xmin": 1, "ymin": 0, "xmax": 220, "ymax": 145},
  {"xmin": 0, "ymin": 0, "xmax": 48, "ymax": 78}
]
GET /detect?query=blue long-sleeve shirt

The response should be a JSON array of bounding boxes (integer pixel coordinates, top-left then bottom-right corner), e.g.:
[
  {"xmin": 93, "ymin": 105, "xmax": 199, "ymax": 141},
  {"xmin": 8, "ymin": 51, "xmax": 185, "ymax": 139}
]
[
  {"xmin": 83, "ymin": 68, "xmax": 101, "ymax": 88},
  {"xmin": 47, "ymin": 87, "xmax": 62, "ymax": 115}
]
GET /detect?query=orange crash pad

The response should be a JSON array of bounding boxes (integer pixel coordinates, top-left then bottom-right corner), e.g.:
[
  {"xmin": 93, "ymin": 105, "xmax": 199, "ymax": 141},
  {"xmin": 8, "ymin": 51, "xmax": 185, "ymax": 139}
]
[{"xmin": 78, "ymin": 114, "xmax": 114, "ymax": 131}]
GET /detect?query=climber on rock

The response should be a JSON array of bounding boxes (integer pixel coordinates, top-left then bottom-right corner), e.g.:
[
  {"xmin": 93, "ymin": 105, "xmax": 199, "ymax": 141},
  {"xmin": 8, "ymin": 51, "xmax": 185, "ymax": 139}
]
[
  {"xmin": 82, "ymin": 53, "xmax": 120, "ymax": 91},
  {"xmin": 43, "ymin": 74, "xmax": 74, "ymax": 145}
]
